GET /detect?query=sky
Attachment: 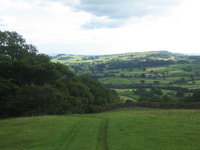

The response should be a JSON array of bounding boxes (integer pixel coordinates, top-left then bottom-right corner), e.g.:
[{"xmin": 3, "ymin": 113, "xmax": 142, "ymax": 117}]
[{"xmin": 0, "ymin": 0, "xmax": 200, "ymax": 55}]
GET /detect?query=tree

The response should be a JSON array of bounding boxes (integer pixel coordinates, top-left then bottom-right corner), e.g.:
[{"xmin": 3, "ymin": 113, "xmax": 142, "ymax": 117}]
[
  {"xmin": 0, "ymin": 31, "xmax": 37, "ymax": 59},
  {"xmin": 0, "ymin": 31, "xmax": 120, "ymax": 117},
  {"xmin": 141, "ymin": 74, "xmax": 146, "ymax": 78},
  {"xmin": 134, "ymin": 88, "xmax": 149, "ymax": 97},
  {"xmin": 6, "ymin": 84, "xmax": 69, "ymax": 116},
  {"xmin": 176, "ymin": 90, "xmax": 185, "ymax": 97},
  {"xmin": 140, "ymin": 80, "xmax": 145, "ymax": 84},
  {"xmin": 149, "ymin": 87, "xmax": 163, "ymax": 96},
  {"xmin": 190, "ymin": 91, "xmax": 200, "ymax": 102},
  {"xmin": 153, "ymin": 81, "xmax": 160, "ymax": 84}
]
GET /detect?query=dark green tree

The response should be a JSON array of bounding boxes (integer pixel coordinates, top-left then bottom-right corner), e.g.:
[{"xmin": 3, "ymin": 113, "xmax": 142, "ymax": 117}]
[
  {"xmin": 176, "ymin": 90, "xmax": 185, "ymax": 97},
  {"xmin": 0, "ymin": 31, "xmax": 120, "ymax": 117},
  {"xmin": 149, "ymin": 87, "xmax": 163, "ymax": 96}
]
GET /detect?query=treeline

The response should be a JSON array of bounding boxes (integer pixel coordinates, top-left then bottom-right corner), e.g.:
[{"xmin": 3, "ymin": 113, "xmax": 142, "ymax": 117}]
[
  {"xmin": 105, "ymin": 84, "xmax": 197, "ymax": 92},
  {"xmin": 70, "ymin": 57, "xmax": 189, "ymax": 74},
  {"xmin": 137, "ymin": 90, "xmax": 200, "ymax": 103},
  {"xmin": 106, "ymin": 102, "xmax": 200, "ymax": 110},
  {"xmin": 105, "ymin": 59, "xmax": 176, "ymax": 70},
  {"xmin": 0, "ymin": 31, "xmax": 119, "ymax": 118},
  {"xmin": 131, "ymin": 86, "xmax": 200, "ymax": 103}
]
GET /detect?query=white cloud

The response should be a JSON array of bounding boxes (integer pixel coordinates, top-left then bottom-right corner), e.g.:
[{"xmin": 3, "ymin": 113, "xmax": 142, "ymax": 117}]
[
  {"xmin": 75, "ymin": 0, "xmax": 182, "ymax": 29},
  {"xmin": 0, "ymin": 0, "xmax": 200, "ymax": 55},
  {"xmin": 0, "ymin": 0, "xmax": 91, "ymax": 42}
]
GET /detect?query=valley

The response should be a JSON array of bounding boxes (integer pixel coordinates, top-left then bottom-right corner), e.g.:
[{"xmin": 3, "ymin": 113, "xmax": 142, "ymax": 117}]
[{"xmin": 52, "ymin": 51, "xmax": 200, "ymax": 102}]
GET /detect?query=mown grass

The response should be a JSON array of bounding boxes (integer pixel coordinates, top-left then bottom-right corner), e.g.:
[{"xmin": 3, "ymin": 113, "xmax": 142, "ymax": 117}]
[
  {"xmin": 0, "ymin": 116, "xmax": 80, "ymax": 150},
  {"xmin": 104, "ymin": 109, "xmax": 200, "ymax": 150},
  {"xmin": 1, "ymin": 109, "xmax": 200, "ymax": 150}
]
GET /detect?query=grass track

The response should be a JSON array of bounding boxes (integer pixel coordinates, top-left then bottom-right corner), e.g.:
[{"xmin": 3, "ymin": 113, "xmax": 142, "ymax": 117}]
[
  {"xmin": 1, "ymin": 109, "xmax": 200, "ymax": 150},
  {"xmin": 64, "ymin": 118, "xmax": 100, "ymax": 150},
  {"xmin": 56, "ymin": 120, "xmax": 83, "ymax": 150},
  {"xmin": 96, "ymin": 118, "xmax": 108, "ymax": 150}
]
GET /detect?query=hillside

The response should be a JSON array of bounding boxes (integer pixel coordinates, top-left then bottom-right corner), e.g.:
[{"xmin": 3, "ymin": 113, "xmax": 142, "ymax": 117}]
[
  {"xmin": 1, "ymin": 109, "xmax": 200, "ymax": 150},
  {"xmin": 52, "ymin": 51, "xmax": 200, "ymax": 101},
  {"xmin": 51, "ymin": 51, "xmax": 185, "ymax": 64}
]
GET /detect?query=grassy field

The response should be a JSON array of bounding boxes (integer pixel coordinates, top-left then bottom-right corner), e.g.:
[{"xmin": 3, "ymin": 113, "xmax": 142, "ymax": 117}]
[
  {"xmin": 99, "ymin": 78, "xmax": 133, "ymax": 85},
  {"xmin": 1, "ymin": 109, "xmax": 200, "ymax": 150},
  {"xmin": 115, "ymin": 88, "xmax": 178, "ymax": 101},
  {"xmin": 51, "ymin": 52, "xmax": 200, "ymax": 94}
]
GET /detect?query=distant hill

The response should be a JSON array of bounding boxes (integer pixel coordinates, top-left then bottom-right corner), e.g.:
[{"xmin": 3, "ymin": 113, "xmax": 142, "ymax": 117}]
[
  {"xmin": 51, "ymin": 51, "xmax": 186, "ymax": 65},
  {"xmin": 51, "ymin": 51, "xmax": 200, "ymax": 101}
]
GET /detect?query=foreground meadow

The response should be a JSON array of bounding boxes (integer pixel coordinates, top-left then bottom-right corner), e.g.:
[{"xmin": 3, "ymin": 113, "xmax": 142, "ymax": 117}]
[{"xmin": 0, "ymin": 108, "xmax": 200, "ymax": 150}]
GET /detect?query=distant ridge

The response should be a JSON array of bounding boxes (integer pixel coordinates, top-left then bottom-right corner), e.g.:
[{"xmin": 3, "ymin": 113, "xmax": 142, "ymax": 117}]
[
  {"xmin": 51, "ymin": 50, "xmax": 187, "ymax": 64},
  {"xmin": 53, "ymin": 50, "xmax": 185, "ymax": 57},
  {"xmin": 184, "ymin": 53, "xmax": 200, "ymax": 56}
]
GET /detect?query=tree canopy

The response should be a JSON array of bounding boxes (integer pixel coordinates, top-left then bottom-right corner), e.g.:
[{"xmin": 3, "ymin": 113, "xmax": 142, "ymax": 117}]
[{"xmin": 0, "ymin": 31, "xmax": 119, "ymax": 118}]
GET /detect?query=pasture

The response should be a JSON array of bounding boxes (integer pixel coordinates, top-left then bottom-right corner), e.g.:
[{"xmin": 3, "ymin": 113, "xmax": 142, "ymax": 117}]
[{"xmin": 1, "ymin": 109, "xmax": 200, "ymax": 150}]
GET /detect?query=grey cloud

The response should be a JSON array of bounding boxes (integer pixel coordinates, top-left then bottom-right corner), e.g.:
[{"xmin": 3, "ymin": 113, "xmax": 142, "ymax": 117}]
[
  {"xmin": 82, "ymin": 22, "xmax": 121, "ymax": 29},
  {"xmin": 77, "ymin": 0, "xmax": 181, "ymax": 19},
  {"xmin": 16, "ymin": 0, "xmax": 182, "ymax": 29},
  {"xmin": 82, "ymin": 17, "xmax": 123, "ymax": 29},
  {"xmin": 76, "ymin": 0, "xmax": 182, "ymax": 29},
  {"xmin": 23, "ymin": 0, "xmax": 181, "ymax": 19}
]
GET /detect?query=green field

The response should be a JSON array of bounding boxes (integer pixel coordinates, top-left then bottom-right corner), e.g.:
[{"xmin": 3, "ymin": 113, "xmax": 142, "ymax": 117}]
[
  {"xmin": 99, "ymin": 78, "xmax": 133, "ymax": 85},
  {"xmin": 51, "ymin": 51, "xmax": 200, "ymax": 98},
  {"xmin": 1, "ymin": 109, "xmax": 200, "ymax": 150}
]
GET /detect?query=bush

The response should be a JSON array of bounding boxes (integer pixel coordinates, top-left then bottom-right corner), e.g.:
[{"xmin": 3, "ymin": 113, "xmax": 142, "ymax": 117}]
[{"xmin": 2, "ymin": 84, "xmax": 69, "ymax": 117}]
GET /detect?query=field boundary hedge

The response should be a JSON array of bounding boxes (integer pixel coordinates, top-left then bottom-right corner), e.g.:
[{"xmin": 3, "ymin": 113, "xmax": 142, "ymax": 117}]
[{"xmin": 106, "ymin": 102, "xmax": 200, "ymax": 110}]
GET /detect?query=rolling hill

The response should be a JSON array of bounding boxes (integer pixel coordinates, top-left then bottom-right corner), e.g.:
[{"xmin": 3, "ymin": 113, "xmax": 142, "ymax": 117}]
[{"xmin": 51, "ymin": 51, "xmax": 200, "ymax": 101}]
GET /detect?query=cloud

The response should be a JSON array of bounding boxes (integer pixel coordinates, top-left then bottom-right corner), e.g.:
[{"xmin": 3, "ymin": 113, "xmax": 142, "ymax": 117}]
[
  {"xmin": 0, "ymin": 16, "xmax": 17, "ymax": 29},
  {"xmin": 74, "ymin": 0, "xmax": 182, "ymax": 29},
  {"xmin": 82, "ymin": 16, "xmax": 123, "ymax": 29},
  {"xmin": 77, "ymin": 0, "xmax": 181, "ymax": 19},
  {"xmin": 0, "ymin": 24, "xmax": 5, "ymax": 27},
  {"xmin": 2, "ymin": 0, "xmax": 199, "ymax": 55},
  {"xmin": 8, "ymin": 0, "xmax": 181, "ymax": 18},
  {"xmin": 6, "ymin": 0, "xmax": 182, "ymax": 29}
]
